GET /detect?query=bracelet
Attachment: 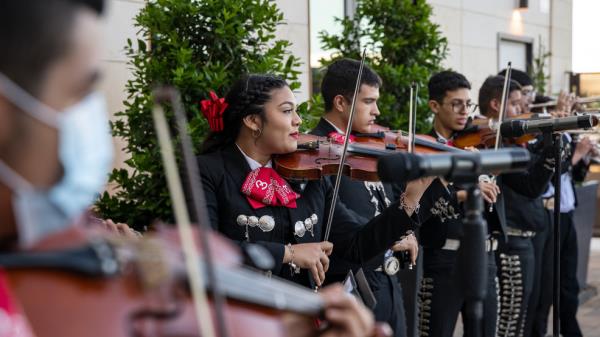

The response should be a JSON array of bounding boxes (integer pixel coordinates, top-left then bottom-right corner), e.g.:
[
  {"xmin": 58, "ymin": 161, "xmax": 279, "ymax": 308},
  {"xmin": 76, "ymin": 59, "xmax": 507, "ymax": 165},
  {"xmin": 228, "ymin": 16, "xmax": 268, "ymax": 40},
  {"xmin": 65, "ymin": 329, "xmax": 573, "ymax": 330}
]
[
  {"xmin": 287, "ymin": 243, "xmax": 301, "ymax": 275},
  {"xmin": 399, "ymin": 230, "xmax": 415, "ymax": 240},
  {"xmin": 400, "ymin": 192, "xmax": 420, "ymax": 214}
]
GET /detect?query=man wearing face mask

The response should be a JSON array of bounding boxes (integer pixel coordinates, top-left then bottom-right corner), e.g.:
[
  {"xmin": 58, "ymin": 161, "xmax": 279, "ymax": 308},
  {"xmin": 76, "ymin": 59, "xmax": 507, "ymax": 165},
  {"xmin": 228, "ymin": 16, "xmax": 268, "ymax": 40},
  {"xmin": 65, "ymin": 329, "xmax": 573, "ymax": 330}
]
[
  {"xmin": 0, "ymin": 2, "xmax": 382, "ymax": 337},
  {"xmin": 0, "ymin": 1, "xmax": 112, "ymax": 248},
  {"xmin": 0, "ymin": 0, "xmax": 111, "ymax": 334}
]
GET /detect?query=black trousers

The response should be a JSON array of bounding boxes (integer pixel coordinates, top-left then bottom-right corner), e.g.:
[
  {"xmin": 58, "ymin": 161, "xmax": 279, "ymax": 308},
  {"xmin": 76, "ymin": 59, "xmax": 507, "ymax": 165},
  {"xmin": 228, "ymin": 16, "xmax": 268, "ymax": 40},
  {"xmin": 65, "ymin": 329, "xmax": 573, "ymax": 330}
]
[
  {"xmin": 495, "ymin": 235, "xmax": 535, "ymax": 337},
  {"xmin": 365, "ymin": 269, "xmax": 407, "ymax": 337},
  {"xmin": 530, "ymin": 211, "xmax": 582, "ymax": 337},
  {"xmin": 418, "ymin": 248, "xmax": 498, "ymax": 337},
  {"xmin": 525, "ymin": 209, "xmax": 552, "ymax": 337}
]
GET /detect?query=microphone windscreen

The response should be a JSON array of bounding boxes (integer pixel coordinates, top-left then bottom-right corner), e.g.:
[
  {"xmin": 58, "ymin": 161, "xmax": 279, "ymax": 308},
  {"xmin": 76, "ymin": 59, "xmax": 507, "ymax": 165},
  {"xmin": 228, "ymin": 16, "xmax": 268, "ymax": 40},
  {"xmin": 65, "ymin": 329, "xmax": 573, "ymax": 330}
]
[
  {"xmin": 500, "ymin": 119, "xmax": 525, "ymax": 138},
  {"xmin": 377, "ymin": 152, "xmax": 422, "ymax": 184},
  {"xmin": 576, "ymin": 115, "xmax": 594, "ymax": 129}
]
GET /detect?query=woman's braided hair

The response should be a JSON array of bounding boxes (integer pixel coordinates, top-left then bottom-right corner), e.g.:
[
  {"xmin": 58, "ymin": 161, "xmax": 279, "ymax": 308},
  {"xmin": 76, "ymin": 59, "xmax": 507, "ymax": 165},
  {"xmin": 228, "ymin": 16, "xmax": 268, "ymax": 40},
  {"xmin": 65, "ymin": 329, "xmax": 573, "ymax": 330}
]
[{"xmin": 201, "ymin": 74, "xmax": 288, "ymax": 154}]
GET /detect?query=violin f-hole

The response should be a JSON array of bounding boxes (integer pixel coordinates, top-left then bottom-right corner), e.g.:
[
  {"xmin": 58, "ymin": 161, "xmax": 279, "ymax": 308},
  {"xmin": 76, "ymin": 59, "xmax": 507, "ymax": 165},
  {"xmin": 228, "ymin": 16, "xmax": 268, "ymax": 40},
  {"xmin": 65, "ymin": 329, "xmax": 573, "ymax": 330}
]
[{"xmin": 315, "ymin": 155, "xmax": 340, "ymax": 164}]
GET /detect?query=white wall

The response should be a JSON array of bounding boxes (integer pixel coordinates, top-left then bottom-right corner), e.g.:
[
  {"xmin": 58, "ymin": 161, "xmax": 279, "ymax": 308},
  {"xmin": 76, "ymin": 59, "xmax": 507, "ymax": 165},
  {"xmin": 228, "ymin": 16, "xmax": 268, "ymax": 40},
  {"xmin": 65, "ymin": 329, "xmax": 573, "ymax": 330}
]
[
  {"xmin": 550, "ymin": 0, "xmax": 573, "ymax": 93},
  {"xmin": 274, "ymin": 0, "xmax": 311, "ymax": 103},
  {"xmin": 428, "ymin": 0, "xmax": 572, "ymax": 98},
  {"xmin": 99, "ymin": 0, "xmax": 145, "ymax": 183}
]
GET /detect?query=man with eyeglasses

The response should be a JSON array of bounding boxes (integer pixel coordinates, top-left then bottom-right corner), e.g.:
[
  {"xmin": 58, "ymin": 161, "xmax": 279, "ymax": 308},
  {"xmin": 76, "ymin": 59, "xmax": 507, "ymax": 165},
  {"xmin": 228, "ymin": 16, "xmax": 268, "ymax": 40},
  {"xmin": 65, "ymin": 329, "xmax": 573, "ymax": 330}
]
[
  {"xmin": 499, "ymin": 69, "xmax": 536, "ymax": 115},
  {"xmin": 415, "ymin": 71, "xmax": 501, "ymax": 337},
  {"xmin": 429, "ymin": 72, "xmax": 478, "ymax": 142}
]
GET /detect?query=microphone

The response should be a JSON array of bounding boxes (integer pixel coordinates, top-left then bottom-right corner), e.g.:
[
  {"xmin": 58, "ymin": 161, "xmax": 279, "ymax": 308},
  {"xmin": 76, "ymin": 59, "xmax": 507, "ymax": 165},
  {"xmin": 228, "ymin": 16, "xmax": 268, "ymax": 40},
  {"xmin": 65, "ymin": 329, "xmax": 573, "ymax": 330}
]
[
  {"xmin": 500, "ymin": 115, "xmax": 596, "ymax": 138},
  {"xmin": 376, "ymin": 148, "xmax": 530, "ymax": 183}
]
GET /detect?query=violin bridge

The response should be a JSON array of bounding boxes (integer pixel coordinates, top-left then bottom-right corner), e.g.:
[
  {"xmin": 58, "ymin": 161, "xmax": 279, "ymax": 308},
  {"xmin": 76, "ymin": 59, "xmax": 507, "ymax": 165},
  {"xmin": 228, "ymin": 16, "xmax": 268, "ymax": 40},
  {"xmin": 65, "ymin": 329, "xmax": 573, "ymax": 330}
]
[{"xmin": 130, "ymin": 238, "xmax": 172, "ymax": 291}]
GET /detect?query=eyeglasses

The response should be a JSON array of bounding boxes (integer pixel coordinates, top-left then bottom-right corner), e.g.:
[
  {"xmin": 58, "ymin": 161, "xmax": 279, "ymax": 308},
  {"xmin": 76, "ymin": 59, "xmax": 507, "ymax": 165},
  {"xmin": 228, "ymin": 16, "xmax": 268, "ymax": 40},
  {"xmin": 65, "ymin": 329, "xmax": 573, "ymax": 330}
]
[
  {"xmin": 522, "ymin": 89, "xmax": 536, "ymax": 98},
  {"xmin": 442, "ymin": 101, "xmax": 478, "ymax": 113}
]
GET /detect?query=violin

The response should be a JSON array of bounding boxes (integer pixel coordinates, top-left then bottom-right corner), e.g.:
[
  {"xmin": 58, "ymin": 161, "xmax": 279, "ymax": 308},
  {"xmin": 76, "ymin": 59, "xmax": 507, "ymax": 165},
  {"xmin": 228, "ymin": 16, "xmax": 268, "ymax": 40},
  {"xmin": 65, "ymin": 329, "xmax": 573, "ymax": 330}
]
[
  {"xmin": 274, "ymin": 123, "xmax": 463, "ymax": 182},
  {"xmin": 0, "ymin": 219, "xmax": 391, "ymax": 337},
  {"xmin": 452, "ymin": 113, "xmax": 550, "ymax": 149},
  {"xmin": 356, "ymin": 124, "xmax": 462, "ymax": 153}
]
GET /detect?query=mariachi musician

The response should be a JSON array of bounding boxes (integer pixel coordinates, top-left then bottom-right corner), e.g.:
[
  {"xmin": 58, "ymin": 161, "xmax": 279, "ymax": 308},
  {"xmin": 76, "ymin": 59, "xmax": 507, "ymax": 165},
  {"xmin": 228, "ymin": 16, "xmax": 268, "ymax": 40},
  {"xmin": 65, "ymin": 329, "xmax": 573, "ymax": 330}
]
[
  {"xmin": 196, "ymin": 73, "xmax": 431, "ymax": 291},
  {"xmin": 415, "ymin": 71, "xmax": 556, "ymax": 337},
  {"xmin": 309, "ymin": 58, "xmax": 420, "ymax": 337}
]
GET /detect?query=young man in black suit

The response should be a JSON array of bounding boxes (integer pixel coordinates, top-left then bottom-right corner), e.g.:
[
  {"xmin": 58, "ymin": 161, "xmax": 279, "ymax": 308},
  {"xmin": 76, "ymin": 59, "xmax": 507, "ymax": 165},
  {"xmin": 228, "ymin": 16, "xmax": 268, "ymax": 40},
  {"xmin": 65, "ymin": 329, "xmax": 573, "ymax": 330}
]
[
  {"xmin": 310, "ymin": 58, "xmax": 422, "ymax": 337},
  {"xmin": 416, "ymin": 71, "xmax": 502, "ymax": 337}
]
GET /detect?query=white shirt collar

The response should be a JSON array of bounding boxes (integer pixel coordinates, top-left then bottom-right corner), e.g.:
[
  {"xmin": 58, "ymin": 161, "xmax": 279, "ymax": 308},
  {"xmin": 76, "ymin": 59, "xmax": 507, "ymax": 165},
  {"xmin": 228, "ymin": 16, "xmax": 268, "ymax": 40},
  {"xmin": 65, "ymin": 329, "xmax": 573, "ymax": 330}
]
[
  {"xmin": 323, "ymin": 118, "xmax": 345, "ymax": 134},
  {"xmin": 434, "ymin": 130, "xmax": 449, "ymax": 143},
  {"xmin": 236, "ymin": 144, "xmax": 272, "ymax": 170}
]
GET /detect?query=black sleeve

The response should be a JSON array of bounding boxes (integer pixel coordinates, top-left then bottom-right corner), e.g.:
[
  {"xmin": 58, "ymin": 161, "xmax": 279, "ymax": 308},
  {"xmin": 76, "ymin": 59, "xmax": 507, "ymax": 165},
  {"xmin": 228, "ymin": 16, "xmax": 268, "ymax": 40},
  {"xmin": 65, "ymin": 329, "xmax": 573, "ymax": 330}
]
[
  {"xmin": 196, "ymin": 157, "xmax": 222, "ymax": 231},
  {"xmin": 568, "ymin": 139, "xmax": 590, "ymax": 183},
  {"xmin": 325, "ymin": 179, "xmax": 418, "ymax": 265},
  {"xmin": 501, "ymin": 150, "xmax": 555, "ymax": 198},
  {"xmin": 197, "ymin": 157, "xmax": 286, "ymax": 274},
  {"xmin": 571, "ymin": 159, "xmax": 589, "ymax": 183},
  {"xmin": 416, "ymin": 178, "xmax": 458, "ymax": 224}
]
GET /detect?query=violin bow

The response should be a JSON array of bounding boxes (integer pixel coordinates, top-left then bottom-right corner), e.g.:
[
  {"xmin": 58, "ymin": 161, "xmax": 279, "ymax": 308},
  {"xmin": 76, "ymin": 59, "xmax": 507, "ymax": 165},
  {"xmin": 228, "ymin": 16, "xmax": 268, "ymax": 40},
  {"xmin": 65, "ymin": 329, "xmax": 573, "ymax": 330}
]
[
  {"xmin": 494, "ymin": 62, "xmax": 512, "ymax": 152},
  {"xmin": 408, "ymin": 82, "xmax": 419, "ymax": 153},
  {"xmin": 487, "ymin": 62, "xmax": 512, "ymax": 211},
  {"xmin": 152, "ymin": 87, "xmax": 228, "ymax": 337},
  {"xmin": 323, "ymin": 49, "xmax": 367, "ymax": 244}
]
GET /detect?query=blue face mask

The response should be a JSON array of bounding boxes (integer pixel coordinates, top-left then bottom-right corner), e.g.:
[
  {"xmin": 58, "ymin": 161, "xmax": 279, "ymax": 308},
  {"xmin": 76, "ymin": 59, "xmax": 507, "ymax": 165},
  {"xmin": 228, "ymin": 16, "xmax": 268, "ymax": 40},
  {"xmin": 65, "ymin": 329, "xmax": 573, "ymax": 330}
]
[{"xmin": 0, "ymin": 73, "xmax": 114, "ymax": 247}]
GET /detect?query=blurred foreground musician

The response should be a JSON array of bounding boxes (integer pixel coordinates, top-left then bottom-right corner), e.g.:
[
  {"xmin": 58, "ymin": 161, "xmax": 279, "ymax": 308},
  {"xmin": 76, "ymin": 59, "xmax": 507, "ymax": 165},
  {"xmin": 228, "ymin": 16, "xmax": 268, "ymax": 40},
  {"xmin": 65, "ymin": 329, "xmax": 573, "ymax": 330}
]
[{"xmin": 0, "ymin": 1, "xmax": 378, "ymax": 336}]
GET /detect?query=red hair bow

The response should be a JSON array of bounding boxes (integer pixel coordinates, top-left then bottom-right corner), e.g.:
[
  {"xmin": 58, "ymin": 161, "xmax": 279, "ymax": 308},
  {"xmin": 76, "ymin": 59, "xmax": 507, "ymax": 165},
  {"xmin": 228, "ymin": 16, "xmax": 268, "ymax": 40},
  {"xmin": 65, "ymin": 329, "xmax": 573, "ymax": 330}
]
[{"xmin": 200, "ymin": 91, "xmax": 228, "ymax": 132}]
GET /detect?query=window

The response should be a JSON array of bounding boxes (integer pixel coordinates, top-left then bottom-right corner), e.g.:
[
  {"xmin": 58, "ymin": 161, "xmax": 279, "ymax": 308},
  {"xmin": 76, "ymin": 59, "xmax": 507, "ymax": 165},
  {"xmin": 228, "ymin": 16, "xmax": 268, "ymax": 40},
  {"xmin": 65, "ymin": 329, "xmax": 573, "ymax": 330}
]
[{"xmin": 497, "ymin": 33, "xmax": 533, "ymax": 73}]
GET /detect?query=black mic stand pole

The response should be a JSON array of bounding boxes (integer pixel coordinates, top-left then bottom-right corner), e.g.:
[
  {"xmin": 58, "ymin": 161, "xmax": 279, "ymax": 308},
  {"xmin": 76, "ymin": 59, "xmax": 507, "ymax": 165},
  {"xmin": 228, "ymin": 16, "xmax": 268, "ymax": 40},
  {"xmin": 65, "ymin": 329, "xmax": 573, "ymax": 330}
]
[
  {"xmin": 550, "ymin": 132, "xmax": 563, "ymax": 337},
  {"xmin": 451, "ymin": 158, "xmax": 488, "ymax": 337}
]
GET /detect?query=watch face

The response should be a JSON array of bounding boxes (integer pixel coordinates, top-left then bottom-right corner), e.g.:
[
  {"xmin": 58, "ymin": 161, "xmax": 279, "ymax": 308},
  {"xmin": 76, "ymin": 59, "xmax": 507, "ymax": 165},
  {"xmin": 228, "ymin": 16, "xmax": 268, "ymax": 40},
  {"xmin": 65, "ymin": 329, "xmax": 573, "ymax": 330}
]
[{"xmin": 384, "ymin": 256, "xmax": 400, "ymax": 275}]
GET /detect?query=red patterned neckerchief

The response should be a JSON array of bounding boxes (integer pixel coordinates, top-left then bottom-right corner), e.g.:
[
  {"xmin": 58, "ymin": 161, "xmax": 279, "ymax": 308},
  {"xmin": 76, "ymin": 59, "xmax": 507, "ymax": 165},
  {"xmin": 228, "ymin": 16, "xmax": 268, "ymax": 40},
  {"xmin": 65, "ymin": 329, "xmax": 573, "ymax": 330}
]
[{"xmin": 241, "ymin": 167, "xmax": 300, "ymax": 209}]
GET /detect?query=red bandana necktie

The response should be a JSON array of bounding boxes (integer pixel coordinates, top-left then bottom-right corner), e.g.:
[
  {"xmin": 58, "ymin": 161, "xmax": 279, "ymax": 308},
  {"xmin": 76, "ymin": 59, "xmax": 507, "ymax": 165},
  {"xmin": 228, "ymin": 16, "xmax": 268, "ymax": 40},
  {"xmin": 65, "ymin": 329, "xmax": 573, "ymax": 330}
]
[{"xmin": 241, "ymin": 167, "xmax": 300, "ymax": 209}]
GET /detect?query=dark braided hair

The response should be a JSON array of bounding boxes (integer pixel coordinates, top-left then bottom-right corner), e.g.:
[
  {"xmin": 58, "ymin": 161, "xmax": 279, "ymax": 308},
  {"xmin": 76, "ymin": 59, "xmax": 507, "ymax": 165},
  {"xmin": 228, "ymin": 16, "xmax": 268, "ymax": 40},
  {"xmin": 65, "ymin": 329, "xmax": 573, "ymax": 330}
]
[{"xmin": 202, "ymin": 74, "xmax": 289, "ymax": 153}]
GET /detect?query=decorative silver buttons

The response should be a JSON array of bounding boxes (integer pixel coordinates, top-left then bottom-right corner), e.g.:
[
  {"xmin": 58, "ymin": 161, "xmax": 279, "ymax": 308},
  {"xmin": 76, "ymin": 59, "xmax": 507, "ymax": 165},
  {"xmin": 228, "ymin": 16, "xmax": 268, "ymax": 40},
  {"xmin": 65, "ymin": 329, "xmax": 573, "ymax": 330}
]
[
  {"xmin": 294, "ymin": 221, "xmax": 306, "ymax": 237},
  {"xmin": 237, "ymin": 214, "xmax": 250, "ymax": 240},
  {"xmin": 294, "ymin": 214, "xmax": 318, "ymax": 237},
  {"xmin": 248, "ymin": 216, "xmax": 258, "ymax": 227},
  {"xmin": 304, "ymin": 218, "xmax": 313, "ymax": 230},
  {"xmin": 237, "ymin": 214, "xmax": 274, "ymax": 241},
  {"xmin": 258, "ymin": 215, "xmax": 275, "ymax": 232},
  {"xmin": 236, "ymin": 215, "xmax": 248, "ymax": 226}
]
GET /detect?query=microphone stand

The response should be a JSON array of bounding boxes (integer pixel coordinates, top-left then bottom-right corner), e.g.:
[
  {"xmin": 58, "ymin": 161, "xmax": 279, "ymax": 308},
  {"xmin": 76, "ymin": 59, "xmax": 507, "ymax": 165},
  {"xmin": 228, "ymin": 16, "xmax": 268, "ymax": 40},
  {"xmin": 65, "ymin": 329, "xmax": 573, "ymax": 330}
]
[
  {"xmin": 449, "ymin": 158, "xmax": 488, "ymax": 337},
  {"xmin": 549, "ymin": 132, "xmax": 563, "ymax": 337}
]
